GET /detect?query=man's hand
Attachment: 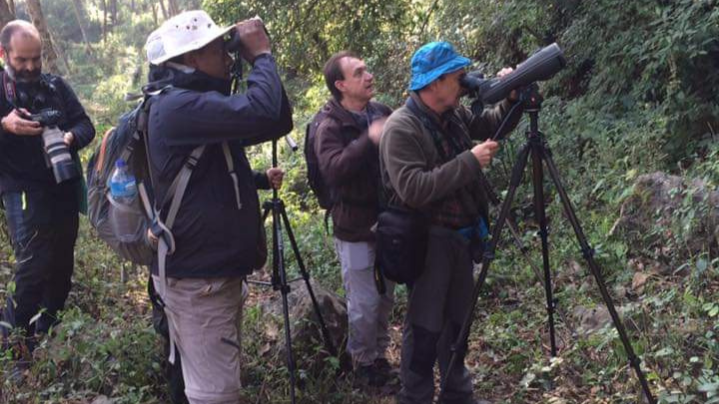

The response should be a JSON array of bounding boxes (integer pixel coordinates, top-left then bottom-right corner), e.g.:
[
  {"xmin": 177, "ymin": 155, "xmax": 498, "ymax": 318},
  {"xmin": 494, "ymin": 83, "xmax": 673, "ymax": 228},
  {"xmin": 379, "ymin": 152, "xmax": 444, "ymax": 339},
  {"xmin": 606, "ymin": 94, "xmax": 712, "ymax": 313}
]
[
  {"xmin": 64, "ymin": 131, "xmax": 74, "ymax": 146},
  {"xmin": 266, "ymin": 167, "xmax": 284, "ymax": 190},
  {"xmin": 235, "ymin": 17, "xmax": 271, "ymax": 64},
  {"xmin": 1, "ymin": 109, "xmax": 43, "ymax": 136},
  {"xmin": 471, "ymin": 139, "xmax": 500, "ymax": 168},
  {"xmin": 147, "ymin": 228, "xmax": 159, "ymax": 248},
  {"xmin": 497, "ymin": 67, "xmax": 518, "ymax": 102},
  {"xmin": 368, "ymin": 118, "xmax": 386, "ymax": 145}
]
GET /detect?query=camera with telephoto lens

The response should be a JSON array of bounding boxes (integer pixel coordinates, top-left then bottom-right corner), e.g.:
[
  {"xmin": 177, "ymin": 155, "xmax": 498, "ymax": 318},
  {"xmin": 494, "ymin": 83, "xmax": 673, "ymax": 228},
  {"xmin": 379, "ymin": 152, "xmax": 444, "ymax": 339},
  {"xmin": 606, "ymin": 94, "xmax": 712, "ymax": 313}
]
[
  {"xmin": 26, "ymin": 109, "xmax": 62, "ymax": 126},
  {"xmin": 460, "ymin": 43, "xmax": 566, "ymax": 105},
  {"xmin": 16, "ymin": 77, "xmax": 80, "ymax": 184}
]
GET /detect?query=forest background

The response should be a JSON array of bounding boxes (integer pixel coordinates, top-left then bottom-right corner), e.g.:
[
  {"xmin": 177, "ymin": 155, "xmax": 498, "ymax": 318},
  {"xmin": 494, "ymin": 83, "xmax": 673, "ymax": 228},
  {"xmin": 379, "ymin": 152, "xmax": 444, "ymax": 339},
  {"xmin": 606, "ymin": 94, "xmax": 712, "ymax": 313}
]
[{"xmin": 0, "ymin": 0, "xmax": 718, "ymax": 403}]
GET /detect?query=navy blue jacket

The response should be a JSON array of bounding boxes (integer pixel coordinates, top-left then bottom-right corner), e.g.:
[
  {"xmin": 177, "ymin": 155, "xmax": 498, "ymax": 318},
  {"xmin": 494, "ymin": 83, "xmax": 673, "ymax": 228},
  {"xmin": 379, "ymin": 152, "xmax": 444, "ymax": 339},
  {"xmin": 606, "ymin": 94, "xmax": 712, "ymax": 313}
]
[
  {"xmin": 147, "ymin": 54, "xmax": 293, "ymax": 279},
  {"xmin": 0, "ymin": 72, "xmax": 95, "ymax": 195}
]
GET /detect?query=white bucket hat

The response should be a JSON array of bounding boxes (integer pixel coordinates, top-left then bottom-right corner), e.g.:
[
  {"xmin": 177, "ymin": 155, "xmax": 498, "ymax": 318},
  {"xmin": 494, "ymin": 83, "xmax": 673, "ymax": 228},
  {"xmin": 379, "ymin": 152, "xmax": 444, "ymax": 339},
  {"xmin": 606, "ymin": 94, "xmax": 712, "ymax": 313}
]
[{"xmin": 145, "ymin": 10, "xmax": 233, "ymax": 65}]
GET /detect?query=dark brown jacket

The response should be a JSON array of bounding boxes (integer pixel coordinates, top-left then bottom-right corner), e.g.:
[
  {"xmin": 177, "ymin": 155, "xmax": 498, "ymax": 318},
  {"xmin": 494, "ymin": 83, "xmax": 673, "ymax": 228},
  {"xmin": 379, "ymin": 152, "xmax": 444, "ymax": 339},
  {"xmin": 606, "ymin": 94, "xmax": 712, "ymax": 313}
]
[{"xmin": 315, "ymin": 98, "xmax": 392, "ymax": 241}]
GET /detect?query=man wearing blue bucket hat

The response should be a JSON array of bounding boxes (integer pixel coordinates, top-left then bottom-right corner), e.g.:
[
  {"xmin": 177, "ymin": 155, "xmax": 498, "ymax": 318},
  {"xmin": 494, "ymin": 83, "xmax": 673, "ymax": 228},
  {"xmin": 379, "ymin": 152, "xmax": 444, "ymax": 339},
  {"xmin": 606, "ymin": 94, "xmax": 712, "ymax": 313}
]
[{"xmin": 379, "ymin": 42, "xmax": 523, "ymax": 404}]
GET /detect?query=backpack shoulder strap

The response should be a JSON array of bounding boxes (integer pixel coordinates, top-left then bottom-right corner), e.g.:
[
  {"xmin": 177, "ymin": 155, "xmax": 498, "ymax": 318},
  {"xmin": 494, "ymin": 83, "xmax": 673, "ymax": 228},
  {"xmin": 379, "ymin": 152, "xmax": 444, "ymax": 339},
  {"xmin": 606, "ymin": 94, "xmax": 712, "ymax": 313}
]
[{"xmin": 163, "ymin": 144, "xmax": 205, "ymax": 229}]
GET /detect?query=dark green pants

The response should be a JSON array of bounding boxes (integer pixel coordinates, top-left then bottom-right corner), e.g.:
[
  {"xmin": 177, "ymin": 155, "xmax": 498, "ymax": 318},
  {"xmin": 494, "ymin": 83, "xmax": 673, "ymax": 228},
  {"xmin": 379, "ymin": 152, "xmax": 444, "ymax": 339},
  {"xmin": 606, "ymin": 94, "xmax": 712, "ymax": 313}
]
[{"xmin": 398, "ymin": 226, "xmax": 477, "ymax": 404}]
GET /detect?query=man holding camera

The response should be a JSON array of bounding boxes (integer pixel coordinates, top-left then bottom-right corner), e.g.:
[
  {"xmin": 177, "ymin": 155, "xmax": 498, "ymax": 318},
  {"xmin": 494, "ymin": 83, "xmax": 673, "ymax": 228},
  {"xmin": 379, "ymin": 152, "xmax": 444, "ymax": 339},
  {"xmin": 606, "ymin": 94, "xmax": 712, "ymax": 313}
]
[
  {"xmin": 379, "ymin": 42, "xmax": 522, "ymax": 404},
  {"xmin": 144, "ymin": 10, "xmax": 291, "ymax": 404},
  {"xmin": 0, "ymin": 20, "xmax": 95, "ymax": 355},
  {"xmin": 315, "ymin": 51, "xmax": 395, "ymax": 387}
]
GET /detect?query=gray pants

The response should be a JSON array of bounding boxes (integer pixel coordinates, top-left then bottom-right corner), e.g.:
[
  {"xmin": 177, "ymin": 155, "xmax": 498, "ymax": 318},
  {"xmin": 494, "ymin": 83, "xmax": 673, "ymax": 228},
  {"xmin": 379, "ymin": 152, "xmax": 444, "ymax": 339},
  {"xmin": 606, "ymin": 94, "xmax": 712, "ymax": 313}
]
[
  {"xmin": 398, "ymin": 227, "xmax": 476, "ymax": 404},
  {"xmin": 334, "ymin": 238, "xmax": 395, "ymax": 367}
]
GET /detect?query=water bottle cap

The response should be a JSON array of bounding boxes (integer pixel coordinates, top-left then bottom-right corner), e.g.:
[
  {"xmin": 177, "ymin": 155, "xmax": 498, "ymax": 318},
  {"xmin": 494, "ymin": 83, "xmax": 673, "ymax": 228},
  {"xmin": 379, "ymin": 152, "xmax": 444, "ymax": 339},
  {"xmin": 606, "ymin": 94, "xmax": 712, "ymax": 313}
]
[{"xmin": 115, "ymin": 158, "xmax": 127, "ymax": 168}]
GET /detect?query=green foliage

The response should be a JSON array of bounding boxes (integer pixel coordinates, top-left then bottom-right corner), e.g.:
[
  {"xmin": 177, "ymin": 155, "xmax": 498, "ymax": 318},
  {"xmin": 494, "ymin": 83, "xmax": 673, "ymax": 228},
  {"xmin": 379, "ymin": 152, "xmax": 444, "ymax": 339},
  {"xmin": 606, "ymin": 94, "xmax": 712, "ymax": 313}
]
[
  {"xmin": 205, "ymin": 0, "xmax": 412, "ymax": 74},
  {"xmin": 0, "ymin": 0, "xmax": 717, "ymax": 402},
  {"xmin": 557, "ymin": 0, "xmax": 719, "ymax": 159}
]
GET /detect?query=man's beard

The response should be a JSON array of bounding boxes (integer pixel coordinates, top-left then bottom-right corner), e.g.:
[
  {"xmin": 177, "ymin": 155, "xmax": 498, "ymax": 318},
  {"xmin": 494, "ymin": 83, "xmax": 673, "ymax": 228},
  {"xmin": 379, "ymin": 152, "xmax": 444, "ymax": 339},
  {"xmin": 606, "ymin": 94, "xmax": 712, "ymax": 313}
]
[{"xmin": 3, "ymin": 59, "xmax": 41, "ymax": 83}]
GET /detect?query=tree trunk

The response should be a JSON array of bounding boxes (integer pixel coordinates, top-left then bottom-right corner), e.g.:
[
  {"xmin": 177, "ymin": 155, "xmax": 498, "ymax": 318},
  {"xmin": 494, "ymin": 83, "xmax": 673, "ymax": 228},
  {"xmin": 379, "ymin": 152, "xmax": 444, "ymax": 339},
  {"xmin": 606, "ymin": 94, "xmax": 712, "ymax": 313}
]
[
  {"xmin": 48, "ymin": 28, "xmax": 71, "ymax": 74},
  {"xmin": 151, "ymin": 2, "xmax": 158, "ymax": 26},
  {"xmin": 111, "ymin": 0, "xmax": 118, "ymax": 26},
  {"xmin": 158, "ymin": 0, "xmax": 168, "ymax": 20},
  {"xmin": 25, "ymin": 0, "xmax": 60, "ymax": 74},
  {"xmin": 71, "ymin": 0, "xmax": 93, "ymax": 55},
  {"xmin": 167, "ymin": 0, "xmax": 179, "ymax": 16},
  {"xmin": 102, "ymin": 0, "xmax": 107, "ymax": 42},
  {"xmin": 0, "ymin": 0, "xmax": 15, "ymax": 29}
]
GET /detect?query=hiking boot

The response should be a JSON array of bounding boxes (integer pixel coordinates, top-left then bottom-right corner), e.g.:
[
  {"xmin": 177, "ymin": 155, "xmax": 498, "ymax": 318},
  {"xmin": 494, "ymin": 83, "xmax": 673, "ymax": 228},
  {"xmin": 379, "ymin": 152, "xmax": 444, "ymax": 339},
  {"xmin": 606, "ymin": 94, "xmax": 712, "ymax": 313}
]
[
  {"xmin": 355, "ymin": 363, "xmax": 387, "ymax": 388},
  {"xmin": 8, "ymin": 360, "xmax": 30, "ymax": 385},
  {"xmin": 374, "ymin": 357, "xmax": 392, "ymax": 374},
  {"xmin": 441, "ymin": 399, "xmax": 492, "ymax": 404},
  {"xmin": 374, "ymin": 357, "xmax": 399, "ymax": 384}
]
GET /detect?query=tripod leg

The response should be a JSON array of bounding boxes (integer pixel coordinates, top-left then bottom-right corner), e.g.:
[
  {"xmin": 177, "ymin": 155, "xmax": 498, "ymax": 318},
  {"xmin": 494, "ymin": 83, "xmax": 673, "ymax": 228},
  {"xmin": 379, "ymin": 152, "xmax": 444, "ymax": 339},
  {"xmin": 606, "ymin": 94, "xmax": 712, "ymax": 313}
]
[
  {"xmin": 481, "ymin": 174, "xmax": 558, "ymax": 302},
  {"xmin": 531, "ymin": 142, "xmax": 558, "ymax": 356},
  {"xmin": 272, "ymin": 202, "xmax": 298, "ymax": 404},
  {"xmin": 262, "ymin": 205, "xmax": 272, "ymax": 222},
  {"xmin": 438, "ymin": 143, "xmax": 532, "ymax": 402},
  {"xmin": 278, "ymin": 202, "xmax": 338, "ymax": 357},
  {"xmin": 481, "ymin": 166, "xmax": 579, "ymax": 346},
  {"xmin": 540, "ymin": 147, "xmax": 656, "ymax": 404}
]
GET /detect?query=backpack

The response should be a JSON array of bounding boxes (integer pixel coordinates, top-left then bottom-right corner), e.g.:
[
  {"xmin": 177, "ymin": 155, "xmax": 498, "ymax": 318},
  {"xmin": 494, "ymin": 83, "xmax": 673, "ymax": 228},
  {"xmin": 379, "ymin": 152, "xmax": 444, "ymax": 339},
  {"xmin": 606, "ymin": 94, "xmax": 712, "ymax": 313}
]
[
  {"xmin": 86, "ymin": 94, "xmax": 157, "ymax": 265},
  {"xmin": 86, "ymin": 87, "xmax": 206, "ymax": 266},
  {"xmin": 304, "ymin": 105, "xmax": 334, "ymax": 210}
]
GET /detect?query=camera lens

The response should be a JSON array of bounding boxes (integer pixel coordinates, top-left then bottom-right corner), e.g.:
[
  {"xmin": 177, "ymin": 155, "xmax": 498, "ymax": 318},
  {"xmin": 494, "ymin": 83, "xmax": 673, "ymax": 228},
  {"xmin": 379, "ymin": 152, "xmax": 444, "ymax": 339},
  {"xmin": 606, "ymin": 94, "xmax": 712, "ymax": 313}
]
[{"xmin": 41, "ymin": 127, "xmax": 80, "ymax": 183}]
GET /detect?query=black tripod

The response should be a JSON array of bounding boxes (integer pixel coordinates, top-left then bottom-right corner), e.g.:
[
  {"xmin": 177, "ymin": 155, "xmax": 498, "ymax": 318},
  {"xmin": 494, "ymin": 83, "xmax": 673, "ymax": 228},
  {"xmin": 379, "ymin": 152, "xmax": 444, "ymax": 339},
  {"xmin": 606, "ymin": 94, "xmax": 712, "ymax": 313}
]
[
  {"xmin": 249, "ymin": 139, "xmax": 338, "ymax": 404},
  {"xmin": 438, "ymin": 86, "xmax": 656, "ymax": 403}
]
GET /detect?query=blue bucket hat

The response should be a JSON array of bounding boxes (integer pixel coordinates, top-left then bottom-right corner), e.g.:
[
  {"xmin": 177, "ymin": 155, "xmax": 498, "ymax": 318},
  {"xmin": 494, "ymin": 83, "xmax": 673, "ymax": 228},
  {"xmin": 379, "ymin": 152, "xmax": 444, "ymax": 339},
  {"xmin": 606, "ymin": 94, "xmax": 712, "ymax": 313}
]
[{"xmin": 409, "ymin": 41, "xmax": 471, "ymax": 91}]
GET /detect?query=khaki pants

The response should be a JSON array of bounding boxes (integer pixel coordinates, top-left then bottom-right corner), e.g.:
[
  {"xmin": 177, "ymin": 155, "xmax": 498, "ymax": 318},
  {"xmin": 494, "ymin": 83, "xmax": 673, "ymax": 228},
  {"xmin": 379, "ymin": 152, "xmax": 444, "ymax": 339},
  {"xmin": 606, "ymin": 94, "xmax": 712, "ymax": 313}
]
[
  {"xmin": 334, "ymin": 238, "xmax": 395, "ymax": 367},
  {"xmin": 153, "ymin": 276, "xmax": 248, "ymax": 404}
]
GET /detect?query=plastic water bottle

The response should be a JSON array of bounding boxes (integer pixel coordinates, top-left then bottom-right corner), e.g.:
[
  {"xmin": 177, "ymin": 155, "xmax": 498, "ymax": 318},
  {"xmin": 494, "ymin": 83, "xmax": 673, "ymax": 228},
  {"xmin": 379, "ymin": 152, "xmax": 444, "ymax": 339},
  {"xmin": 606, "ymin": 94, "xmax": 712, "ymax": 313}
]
[
  {"xmin": 108, "ymin": 158, "xmax": 139, "ymax": 242},
  {"xmin": 109, "ymin": 159, "xmax": 137, "ymax": 202}
]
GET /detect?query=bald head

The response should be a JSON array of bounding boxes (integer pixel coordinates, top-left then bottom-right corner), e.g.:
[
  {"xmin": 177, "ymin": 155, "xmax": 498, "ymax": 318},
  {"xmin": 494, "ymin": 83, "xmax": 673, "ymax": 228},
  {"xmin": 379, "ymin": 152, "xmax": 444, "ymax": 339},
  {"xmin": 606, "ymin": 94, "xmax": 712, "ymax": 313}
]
[
  {"xmin": 1, "ymin": 20, "xmax": 42, "ymax": 82},
  {"xmin": 0, "ymin": 20, "xmax": 41, "ymax": 53}
]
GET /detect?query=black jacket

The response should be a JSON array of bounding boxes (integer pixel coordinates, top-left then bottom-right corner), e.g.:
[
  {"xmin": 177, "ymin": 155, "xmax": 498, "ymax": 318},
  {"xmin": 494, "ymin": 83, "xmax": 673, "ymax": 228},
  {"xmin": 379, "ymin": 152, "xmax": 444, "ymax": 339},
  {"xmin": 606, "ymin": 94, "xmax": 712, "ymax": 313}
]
[
  {"xmin": 0, "ymin": 72, "xmax": 95, "ymax": 195},
  {"xmin": 147, "ymin": 55, "xmax": 293, "ymax": 279}
]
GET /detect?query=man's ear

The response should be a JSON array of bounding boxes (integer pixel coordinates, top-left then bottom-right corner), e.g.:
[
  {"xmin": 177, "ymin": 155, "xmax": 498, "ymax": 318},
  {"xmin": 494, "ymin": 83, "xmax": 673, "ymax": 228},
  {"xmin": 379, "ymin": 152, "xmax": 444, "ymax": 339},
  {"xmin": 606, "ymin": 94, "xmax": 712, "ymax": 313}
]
[
  {"xmin": 183, "ymin": 51, "xmax": 199, "ymax": 69},
  {"xmin": 334, "ymin": 79, "xmax": 346, "ymax": 93},
  {"xmin": 0, "ymin": 46, "xmax": 6, "ymax": 60}
]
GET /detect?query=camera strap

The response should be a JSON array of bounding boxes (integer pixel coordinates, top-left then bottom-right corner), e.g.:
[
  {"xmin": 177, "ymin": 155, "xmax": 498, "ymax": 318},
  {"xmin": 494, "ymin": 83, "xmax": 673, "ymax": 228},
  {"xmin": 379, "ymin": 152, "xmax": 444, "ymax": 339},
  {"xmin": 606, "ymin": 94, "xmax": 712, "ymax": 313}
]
[
  {"xmin": 406, "ymin": 95, "xmax": 494, "ymax": 228},
  {"xmin": 2, "ymin": 72, "xmax": 17, "ymax": 107},
  {"xmin": 406, "ymin": 96, "xmax": 467, "ymax": 162}
]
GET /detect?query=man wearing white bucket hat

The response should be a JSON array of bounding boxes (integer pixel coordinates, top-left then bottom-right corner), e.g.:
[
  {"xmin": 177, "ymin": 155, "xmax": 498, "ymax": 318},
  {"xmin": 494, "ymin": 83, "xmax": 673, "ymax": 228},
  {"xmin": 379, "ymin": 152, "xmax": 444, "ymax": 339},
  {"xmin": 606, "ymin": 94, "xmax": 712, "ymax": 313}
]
[{"xmin": 143, "ymin": 10, "xmax": 292, "ymax": 404}]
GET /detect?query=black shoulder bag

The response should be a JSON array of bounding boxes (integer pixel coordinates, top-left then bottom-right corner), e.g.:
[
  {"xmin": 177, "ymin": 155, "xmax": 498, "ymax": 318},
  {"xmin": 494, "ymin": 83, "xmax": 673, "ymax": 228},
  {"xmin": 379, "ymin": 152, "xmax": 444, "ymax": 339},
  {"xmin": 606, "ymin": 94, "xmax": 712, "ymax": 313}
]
[{"xmin": 374, "ymin": 97, "xmax": 457, "ymax": 289}]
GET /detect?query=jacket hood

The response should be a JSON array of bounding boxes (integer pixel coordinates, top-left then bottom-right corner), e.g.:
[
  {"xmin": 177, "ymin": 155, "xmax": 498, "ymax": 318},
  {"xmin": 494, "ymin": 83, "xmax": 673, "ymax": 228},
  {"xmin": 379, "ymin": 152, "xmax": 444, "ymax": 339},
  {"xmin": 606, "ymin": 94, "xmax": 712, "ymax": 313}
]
[
  {"xmin": 324, "ymin": 98, "xmax": 387, "ymax": 128},
  {"xmin": 324, "ymin": 98, "xmax": 355, "ymax": 127}
]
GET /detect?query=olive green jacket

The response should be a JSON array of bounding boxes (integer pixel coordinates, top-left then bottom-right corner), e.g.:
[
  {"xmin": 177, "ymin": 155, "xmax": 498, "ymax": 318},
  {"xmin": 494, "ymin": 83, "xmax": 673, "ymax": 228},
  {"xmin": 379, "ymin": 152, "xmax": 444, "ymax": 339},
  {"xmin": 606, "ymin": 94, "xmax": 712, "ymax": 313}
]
[{"xmin": 379, "ymin": 93, "xmax": 521, "ymax": 228}]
